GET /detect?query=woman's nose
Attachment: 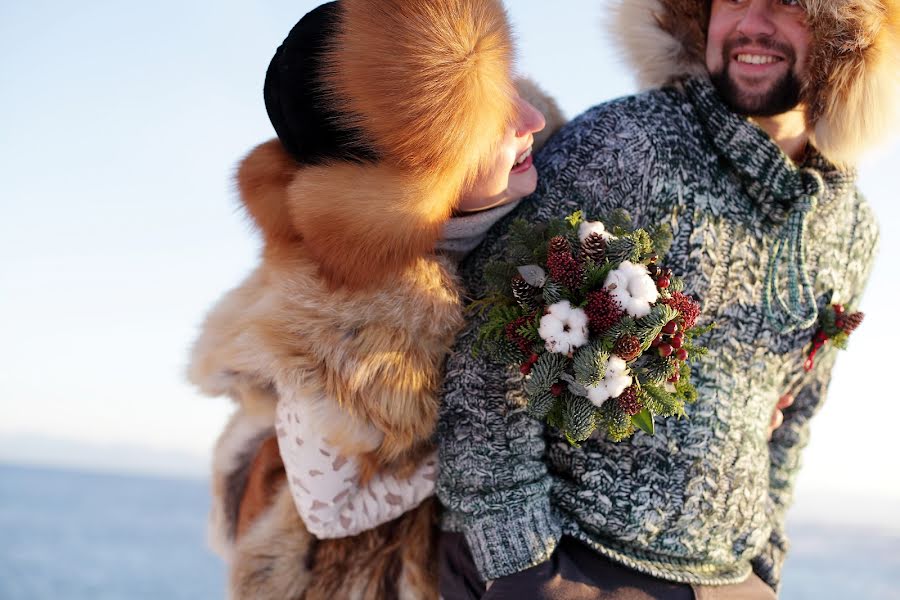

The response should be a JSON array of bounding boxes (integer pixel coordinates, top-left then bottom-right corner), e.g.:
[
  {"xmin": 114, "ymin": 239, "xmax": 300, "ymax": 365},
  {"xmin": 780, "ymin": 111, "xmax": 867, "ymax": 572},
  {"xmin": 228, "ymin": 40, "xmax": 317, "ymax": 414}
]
[{"xmin": 517, "ymin": 99, "xmax": 546, "ymax": 137}]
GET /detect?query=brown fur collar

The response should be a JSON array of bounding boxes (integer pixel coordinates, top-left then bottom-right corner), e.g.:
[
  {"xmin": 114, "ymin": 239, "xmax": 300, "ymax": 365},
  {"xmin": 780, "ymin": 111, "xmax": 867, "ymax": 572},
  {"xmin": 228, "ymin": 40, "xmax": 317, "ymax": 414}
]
[
  {"xmin": 240, "ymin": 0, "xmax": 516, "ymax": 291},
  {"xmin": 611, "ymin": 0, "xmax": 900, "ymax": 167}
]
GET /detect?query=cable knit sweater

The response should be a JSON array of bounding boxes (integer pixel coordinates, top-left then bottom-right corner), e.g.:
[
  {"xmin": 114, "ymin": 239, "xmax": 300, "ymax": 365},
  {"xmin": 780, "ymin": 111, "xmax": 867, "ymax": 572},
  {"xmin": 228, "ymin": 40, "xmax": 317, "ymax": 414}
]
[{"xmin": 436, "ymin": 78, "xmax": 879, "ymax": 590}]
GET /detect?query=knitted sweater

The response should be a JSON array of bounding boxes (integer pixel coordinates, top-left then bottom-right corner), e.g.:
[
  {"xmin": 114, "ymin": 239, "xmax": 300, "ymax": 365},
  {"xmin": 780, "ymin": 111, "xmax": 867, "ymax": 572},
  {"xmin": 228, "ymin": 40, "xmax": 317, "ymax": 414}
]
[{"xmin": 436, "ymin": 78, "xmax": 879, "ymax": 590}]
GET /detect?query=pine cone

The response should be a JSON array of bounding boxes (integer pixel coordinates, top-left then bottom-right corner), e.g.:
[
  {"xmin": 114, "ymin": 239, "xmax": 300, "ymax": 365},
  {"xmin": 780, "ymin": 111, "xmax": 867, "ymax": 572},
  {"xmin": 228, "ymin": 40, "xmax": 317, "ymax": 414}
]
[
  {"xmin": 512, "ymin": 275, "xmax": 537, "ymax": 309},
  {"xmin": 614, "ymin": 335, "xmax": 642, "ymax": 361},
  {"xmin": 842, "ymin": 311, "xmax": 864, "ymax": 334},
  {"xmin": 548, "ymin": 236, "xmax": 570, "ymax": 255},
  {"xmin": 616, "ymin": 385, "xmax": 642, "ymax": 416},
  {"xmin": 581, "ymin": 232, "xmax": 606, "ymax": 263}
]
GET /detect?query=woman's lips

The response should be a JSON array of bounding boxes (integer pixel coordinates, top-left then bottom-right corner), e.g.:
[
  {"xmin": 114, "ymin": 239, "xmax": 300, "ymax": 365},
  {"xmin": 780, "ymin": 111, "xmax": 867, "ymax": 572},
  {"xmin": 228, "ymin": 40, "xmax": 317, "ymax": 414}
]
[{"xmin": 510, "ymin": 153, "xmax": 533, "ymax": 174}]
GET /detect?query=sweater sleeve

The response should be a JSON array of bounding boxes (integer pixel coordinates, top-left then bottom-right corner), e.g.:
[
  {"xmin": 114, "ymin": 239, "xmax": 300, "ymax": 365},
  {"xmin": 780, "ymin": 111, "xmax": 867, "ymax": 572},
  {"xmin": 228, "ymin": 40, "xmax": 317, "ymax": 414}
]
[
  {"xmin": 276, "ymin": 396, "xmax": 437, "ymax": 539},
  {"xmin": 751, "ymin": 200, "xmax": 879, "ymax": 591}
]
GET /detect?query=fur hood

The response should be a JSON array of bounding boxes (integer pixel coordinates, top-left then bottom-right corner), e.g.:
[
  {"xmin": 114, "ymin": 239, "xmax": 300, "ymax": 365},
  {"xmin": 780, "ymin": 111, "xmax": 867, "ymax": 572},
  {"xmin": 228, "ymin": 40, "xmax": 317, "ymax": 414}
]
[
  {"xmin": 611, "ymin": 0, "xmax": 900, "ymax": 167},
  {"xmin": 241, "ymin": 0, "xmax": 516, "ymax": 290}
]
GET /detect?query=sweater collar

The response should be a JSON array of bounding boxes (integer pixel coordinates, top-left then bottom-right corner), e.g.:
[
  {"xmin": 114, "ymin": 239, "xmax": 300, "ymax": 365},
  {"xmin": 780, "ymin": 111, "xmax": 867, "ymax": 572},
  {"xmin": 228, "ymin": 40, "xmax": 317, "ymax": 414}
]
[
  {"xmin": 682, "ymin": 77, "xmax": 857, "ymax": 333},
  {"xmin": 682, "ymin": 77, "xmax": 855, "ymax": 215}
]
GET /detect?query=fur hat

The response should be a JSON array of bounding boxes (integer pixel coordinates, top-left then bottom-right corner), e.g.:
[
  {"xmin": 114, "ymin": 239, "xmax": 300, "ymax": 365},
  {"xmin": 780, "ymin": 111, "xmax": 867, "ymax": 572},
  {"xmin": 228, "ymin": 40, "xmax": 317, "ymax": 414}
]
[
  {"xmin": 241, "ymin": 0, "xmax": 517, "ymax": 289},
  {"xmin": 611, "ymin": 0, "xmax": 900, "ymax": 167}
]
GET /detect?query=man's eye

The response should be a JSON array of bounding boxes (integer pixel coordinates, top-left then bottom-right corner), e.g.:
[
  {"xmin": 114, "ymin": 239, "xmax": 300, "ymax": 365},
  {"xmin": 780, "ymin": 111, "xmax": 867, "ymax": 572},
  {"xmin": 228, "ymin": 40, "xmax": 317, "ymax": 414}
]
[{"xmin": 781, "ymin": 0, "xmax": 802, "ymax": 6}]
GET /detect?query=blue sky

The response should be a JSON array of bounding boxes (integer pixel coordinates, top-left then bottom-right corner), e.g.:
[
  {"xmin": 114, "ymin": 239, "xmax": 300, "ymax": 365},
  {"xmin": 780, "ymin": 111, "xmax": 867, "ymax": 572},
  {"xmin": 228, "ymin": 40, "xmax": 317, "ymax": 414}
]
[{"xmin": 2, "ymin": 0, "xmax": 898, "ymax": 526}]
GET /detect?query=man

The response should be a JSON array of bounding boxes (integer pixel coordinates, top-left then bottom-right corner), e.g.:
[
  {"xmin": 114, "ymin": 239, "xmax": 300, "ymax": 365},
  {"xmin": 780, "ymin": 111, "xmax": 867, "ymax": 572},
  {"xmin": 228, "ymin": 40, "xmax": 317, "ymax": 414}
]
[{"xmin": 437, "ymin": 0, "xmax": 895, "ymax": 598}]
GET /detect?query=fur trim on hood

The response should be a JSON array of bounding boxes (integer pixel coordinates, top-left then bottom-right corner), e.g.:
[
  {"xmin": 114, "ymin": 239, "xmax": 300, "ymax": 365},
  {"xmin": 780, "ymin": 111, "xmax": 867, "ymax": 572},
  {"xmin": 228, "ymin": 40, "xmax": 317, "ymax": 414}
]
[
  {"xmin": 611, "ymin": 0, "xmax": 900, "ymax": 167},
  {"xmin": 242, "ymin": 0, "xmax": 516, "ymax": 290}
]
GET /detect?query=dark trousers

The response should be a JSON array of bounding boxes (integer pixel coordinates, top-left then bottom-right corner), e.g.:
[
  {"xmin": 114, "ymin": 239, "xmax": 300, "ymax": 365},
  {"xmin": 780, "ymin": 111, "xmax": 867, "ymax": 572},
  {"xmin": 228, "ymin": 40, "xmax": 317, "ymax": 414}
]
[{"xmin": 439, "ymin": 533, "xmax": 776, "ymax": 600}]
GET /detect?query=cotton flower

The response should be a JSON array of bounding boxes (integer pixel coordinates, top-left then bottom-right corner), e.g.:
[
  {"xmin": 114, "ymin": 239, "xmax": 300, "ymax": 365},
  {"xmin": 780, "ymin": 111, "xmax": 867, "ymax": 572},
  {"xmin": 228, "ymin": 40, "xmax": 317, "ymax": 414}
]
[
  {"xmin": 578, "ymin": 220, "xmax": 615, "ymax": 242},
  {"xmin": 604, "ymin": 261, "xmax": 659, "ymax": 318},
  {"xmin": 585, "ymin": 356, "xmax": 633, "ymax": 407},
  {"xmin": 538, "ymin": 300, "xmax": 589, "ymax": 355}
]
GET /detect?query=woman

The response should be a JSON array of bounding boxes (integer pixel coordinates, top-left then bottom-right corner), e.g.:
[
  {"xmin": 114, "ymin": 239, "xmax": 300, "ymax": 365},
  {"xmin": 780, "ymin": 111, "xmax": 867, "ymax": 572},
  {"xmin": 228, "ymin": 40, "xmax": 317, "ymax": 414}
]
[{"xmin": 188, "ymin": 1, "xmax": 564, "ymax": 598}]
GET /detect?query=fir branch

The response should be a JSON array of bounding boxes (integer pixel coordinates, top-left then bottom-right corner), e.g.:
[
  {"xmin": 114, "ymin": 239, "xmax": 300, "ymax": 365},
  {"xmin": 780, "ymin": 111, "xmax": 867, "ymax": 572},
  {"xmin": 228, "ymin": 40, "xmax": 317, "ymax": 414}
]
[
  {"xmin": 581, "ymin": 260, "xmax": 614, "ymax": 294},
  {"xmin": 831, "ymin": 331, "xmax": 850, "ymax": 349},
  {"xmin": 573, "ymin": 341, "xmax": 609, "ymax": 386},
  {"xmin": 648, "ymin": 223, "xmax": 673, "ymax": 259},
  {"xmin": 603, "ymin": 208, "xmax": 633, "ymax": 236},
  {"xmin": 598, "ymin": 400, "xmax": 634, "ymax": 442},
  {"xmin": 634, "ymin": 304, "xmax": 679, "ymax": 350},
  {"xmin": 640, "ymin": 383, "xmax": 685, "ymax": 418},
  {"xmin": 669, "ymin": 276, "xmax": 685, "ymax": 293},
  {"xmin": 524, "ymin": 352, "xmax": 567, "ymax": 397},
  {"xmin": 605, "ymin": 237, "xmax": 637, "ymax": 264},
  {"xmin": 630, "ymin": 229, "xmax": 654, "ymax": 262},
  {"xmin": 634, "ymin": 354, "xmax": 678, "ymax": 384},
  {"xmin": 562, "ymin": 394, "xmax": 598, "ymax": 444},
  {"xmin": 543, "ymin": 280, "xmax": 563, "ymax": 305},
  {"xmin": 484, "ymin": 262, "xmax": 519, "ymax": 295},
  {"xmin": 527, "ymin": 390, "xmax": 555, "ymax": 420}
]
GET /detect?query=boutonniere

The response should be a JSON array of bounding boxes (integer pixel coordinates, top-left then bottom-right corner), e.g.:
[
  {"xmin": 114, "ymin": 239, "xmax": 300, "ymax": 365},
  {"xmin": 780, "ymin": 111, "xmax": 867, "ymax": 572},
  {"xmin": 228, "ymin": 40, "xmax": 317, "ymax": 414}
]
[{"xmin": 804, "ymin": 303, "xmax": 864, "ymax": 371}]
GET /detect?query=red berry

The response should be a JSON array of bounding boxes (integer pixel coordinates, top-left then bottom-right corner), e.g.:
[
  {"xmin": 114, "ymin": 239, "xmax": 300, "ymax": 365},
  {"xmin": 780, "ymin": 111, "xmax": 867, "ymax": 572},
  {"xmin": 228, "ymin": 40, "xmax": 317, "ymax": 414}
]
[
  {"xmin": 662, "ymin": 321, "xmax": 679, "ymax": 335},
  {"xmin": 551, "ymin": 383, "xmax": 564, "ymax": 397},
  {"xmin": 668, "ymin": 370, "xmax": 680, "ymax": 383},
  {"xmin": 833, "ymin": 304, "xmax": 845, "ymax": 315},
  {"xmin": 651, "ymin": 334, "xmax": 663, "ymax": 347},
  {"xmin": 671, "ymin": 333, "xmax": 684, "ymax": 348},
  {"xmin": 658, "ymin": 343, "xmax": 674, "ymax": 357},
  {"xmin": 835, "ymin": 319, "xmax": 845, "ymax": 329},
  {"xmin": 657, "ymin": 276, "xmax": 670, "ymax": 289},
  {"xmin": 675, "ymin": 348, "xmax": 688, "ymax": 361},
  {"xmin": 520, "ymin": 363, "xmax": 532, "ymax": 375}
]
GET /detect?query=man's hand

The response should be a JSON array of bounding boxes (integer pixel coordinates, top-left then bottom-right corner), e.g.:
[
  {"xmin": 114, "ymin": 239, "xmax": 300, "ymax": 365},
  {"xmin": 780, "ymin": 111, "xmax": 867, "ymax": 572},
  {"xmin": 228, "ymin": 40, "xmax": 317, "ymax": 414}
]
[{"xmin": 768, "ymin": 393, "xmax": 795, "ymax": 440}]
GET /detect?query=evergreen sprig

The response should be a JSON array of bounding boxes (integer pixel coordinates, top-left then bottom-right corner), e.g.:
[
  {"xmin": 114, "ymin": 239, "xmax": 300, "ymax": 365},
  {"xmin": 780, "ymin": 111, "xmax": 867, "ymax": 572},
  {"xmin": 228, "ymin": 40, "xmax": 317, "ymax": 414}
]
[
  {"xmin": 598, "ymin": 400, "xmax": 634, "ymax": 442},
  {"xmin": 640, "ymin": 383, "xmax": 685, "ymax": 418},
  {"xmin": 573, "ymin": 341, "xmax": 609, "ymax": 386},
  {"xmin": 634, "ymin": 304, "xmax": 680, "ymax": 349}
]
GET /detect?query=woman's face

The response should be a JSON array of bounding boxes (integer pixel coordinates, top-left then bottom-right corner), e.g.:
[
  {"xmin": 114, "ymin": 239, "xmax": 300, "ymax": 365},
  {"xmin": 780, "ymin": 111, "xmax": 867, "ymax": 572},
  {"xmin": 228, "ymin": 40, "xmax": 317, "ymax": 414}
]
[{"xmin": 456, "ymin": 95, "xmax": 546, "ymax": 213}]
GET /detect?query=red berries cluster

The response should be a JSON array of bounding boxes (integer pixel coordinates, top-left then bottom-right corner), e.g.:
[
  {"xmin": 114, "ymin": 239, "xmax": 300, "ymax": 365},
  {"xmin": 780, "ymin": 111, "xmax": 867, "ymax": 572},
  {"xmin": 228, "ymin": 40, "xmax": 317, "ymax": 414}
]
[
  {"xmin": 648, "ymin": 262, "xmax": 673, "ymax": 290},
  {"xmin": 651, "ymin": 319, "xmax": 688, "ymax": 382},
  {"xmin": 520, "ymin": 352, "xmax": 539, "ymax": 375},
  {"xmin": 584, "ymin": 289, "xmax": 624, "ymax": 334},
  {"xmin": 661, "ymin": 291, "xmax": 702, "ymax": 330}
]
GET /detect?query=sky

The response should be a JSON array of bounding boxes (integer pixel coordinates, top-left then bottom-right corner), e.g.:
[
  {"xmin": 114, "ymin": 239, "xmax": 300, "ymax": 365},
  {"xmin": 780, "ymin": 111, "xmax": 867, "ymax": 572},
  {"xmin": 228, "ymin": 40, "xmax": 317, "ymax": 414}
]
[{"xmin": 1, "ymin": 0, "xmax": 898, "ymax": 526}]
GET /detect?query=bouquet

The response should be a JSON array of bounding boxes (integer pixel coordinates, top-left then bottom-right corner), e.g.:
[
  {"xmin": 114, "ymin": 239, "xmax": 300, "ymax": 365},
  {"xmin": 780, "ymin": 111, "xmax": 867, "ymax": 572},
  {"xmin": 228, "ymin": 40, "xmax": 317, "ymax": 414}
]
[
  {"xmin": 804, "ymin": 303, "xmax": 864, "ymax": 371},
  {"xmin": 475, "ymin": 210, "xmax": 711, "ymax": 445}
]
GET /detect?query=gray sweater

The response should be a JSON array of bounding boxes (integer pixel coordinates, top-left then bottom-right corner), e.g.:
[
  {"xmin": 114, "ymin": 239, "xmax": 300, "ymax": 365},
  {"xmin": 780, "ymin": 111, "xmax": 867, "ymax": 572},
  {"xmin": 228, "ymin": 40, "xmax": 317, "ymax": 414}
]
[{"xmin": 436, "ymin": 78, "xmax": 879, "ymax": 590}]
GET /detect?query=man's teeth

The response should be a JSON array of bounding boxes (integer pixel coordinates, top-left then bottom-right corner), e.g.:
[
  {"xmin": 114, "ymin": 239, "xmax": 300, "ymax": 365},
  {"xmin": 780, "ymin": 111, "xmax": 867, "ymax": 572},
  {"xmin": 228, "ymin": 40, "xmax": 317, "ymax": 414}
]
[
  {"xmin": 736, "ymin": 54, "xmax": 779, "ymax": 65},
  {"xmin": 514, "ymin": 147, "xmax": 532, "ymax": 166}
]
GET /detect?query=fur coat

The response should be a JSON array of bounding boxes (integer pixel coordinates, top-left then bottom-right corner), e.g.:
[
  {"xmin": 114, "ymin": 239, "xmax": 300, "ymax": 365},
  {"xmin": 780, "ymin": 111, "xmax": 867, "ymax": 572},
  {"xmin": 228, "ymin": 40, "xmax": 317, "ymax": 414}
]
[{"xmin": 188, "ymin": 1, "xmax": 563, "ymax": 598}]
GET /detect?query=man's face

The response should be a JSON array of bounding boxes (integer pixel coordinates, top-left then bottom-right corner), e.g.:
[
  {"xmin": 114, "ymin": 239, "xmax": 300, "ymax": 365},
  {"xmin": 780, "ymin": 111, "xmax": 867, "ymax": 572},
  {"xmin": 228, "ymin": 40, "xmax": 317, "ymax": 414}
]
[{"xmin": 706, "ymin": 0, "xmax": 811, "ymax": 117}]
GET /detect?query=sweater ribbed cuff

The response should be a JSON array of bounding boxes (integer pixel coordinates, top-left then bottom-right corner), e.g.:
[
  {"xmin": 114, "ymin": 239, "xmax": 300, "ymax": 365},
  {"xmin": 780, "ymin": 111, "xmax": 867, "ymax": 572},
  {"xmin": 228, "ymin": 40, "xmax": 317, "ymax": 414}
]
[{"xmin": 463, "ymin": 499, "xmax": 562, "ymax": 581}]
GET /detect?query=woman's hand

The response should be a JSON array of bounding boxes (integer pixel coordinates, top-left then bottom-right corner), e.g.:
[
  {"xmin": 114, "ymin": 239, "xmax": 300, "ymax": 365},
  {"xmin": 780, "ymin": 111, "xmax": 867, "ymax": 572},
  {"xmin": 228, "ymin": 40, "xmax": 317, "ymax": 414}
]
[{"xmin": 768, "ymin": 393, "xmax": 795, "ymax": 440}]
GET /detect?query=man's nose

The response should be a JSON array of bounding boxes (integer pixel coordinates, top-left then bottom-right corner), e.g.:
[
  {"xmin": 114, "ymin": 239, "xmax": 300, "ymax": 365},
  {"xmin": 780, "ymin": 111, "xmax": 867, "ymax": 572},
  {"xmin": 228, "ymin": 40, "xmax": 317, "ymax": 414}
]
[{"xmin": 736, "ymin": 0, "xmax": 777, "ymax": 39}]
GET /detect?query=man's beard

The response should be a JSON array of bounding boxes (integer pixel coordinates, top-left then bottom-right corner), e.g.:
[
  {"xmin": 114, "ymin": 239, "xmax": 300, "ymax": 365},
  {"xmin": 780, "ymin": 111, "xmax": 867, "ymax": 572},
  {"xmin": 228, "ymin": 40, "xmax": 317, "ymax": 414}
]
[{"xmin": 709, "ymin": 35, "xmax": 803, "ymax": 117}]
